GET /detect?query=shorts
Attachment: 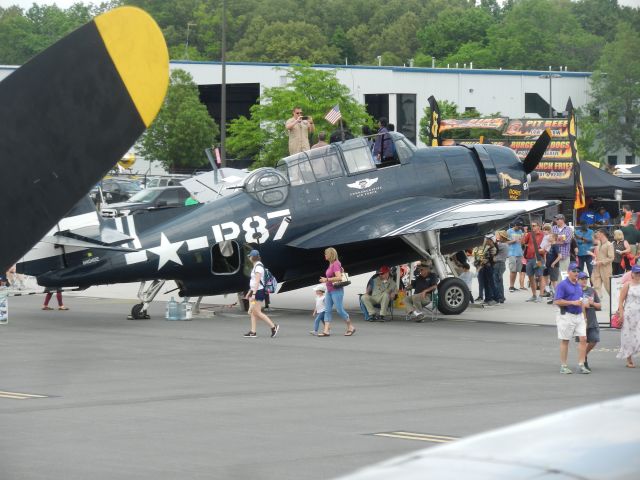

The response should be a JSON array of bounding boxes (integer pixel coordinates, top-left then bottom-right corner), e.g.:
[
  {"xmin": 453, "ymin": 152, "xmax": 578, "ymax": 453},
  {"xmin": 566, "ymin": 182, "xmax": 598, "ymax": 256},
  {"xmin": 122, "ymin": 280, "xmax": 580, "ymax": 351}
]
[
  {"xmin": 507, "ymin": 256, "xmax": 522, "ymax": 273},
  {"xmin": 548, "ymin": 266, "xmax": 560, "ymax": 282},
  {"xmin": 254, "ymin": 289, "xmax": 266, "ymax": 302},
  {"xmin": 525, "ymin": 258, "xmax": 543, "ymax": 277},
  {"xmin": 575, "ymin": 326, "xmax": 600, "ymax": 344},
  {"xmin": 556, "ymin": 312, "xmax": 586, "ymax": 340}
]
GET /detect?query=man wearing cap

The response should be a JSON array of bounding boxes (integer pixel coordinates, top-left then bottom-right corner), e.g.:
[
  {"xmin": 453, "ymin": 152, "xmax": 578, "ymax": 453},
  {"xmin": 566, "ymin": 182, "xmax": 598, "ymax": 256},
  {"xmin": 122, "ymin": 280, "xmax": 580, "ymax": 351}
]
[
  {"xmin": 576, "ymin": 271, "xmax": 601, "ymax": 370},
  {"xmin": 405, "ymin": 263, "xmax": 439, "ymax": 321},
  {"xmin": 362, "ymin": 265, "xmax": 397, "ymax": 321},
  {"xmin": 552, "ymin": 214, "xmax": 573, "ymax": 273},
  {"xmin": 553, "ymin": 262, "xmax": 590, "ymax": 374},
  {"xmin": 506, "ymin": 220, "xmax": 525, "ymax": 292}
]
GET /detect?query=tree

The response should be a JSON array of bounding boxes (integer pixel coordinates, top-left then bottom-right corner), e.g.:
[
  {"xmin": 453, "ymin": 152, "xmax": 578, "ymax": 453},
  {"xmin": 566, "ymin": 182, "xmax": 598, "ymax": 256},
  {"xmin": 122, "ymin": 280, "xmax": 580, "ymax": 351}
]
[
  {"xmin": 418, "ymin": 99, "xmax": 458, "ymax": 145},
  {"xmin": 226, "ymin": 64, "xmax": 373, "ymax": 167},
  {"xmin": 137, "ymin": 69, "xmax": 219, "ymax": 171},
  {"xmin": 588, "ymin": 22, "xmax": 640, "ymax": 159}
]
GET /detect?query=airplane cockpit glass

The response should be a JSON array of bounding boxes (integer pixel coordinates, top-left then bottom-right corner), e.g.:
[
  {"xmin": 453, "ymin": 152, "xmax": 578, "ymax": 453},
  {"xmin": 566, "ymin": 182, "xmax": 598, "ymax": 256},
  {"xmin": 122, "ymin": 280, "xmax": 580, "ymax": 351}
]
[
  {"xmin": 243, "ymin": 167, "xmax": 289, "ymax": 207},
  {"xmin": 394, "ymin": 138, "xmax": 416, "ymax": 163},
  {"xmin": 340, "ymin": 137, "xmax": 376, "ymax": 173}
]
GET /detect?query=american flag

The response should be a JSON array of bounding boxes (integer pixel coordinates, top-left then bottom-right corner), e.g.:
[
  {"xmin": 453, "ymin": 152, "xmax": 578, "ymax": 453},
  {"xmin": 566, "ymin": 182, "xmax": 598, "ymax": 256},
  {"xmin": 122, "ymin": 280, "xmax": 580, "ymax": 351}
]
[{"xmin": 324, "ymin": 105, "xmax": 342, "ymax": 125}]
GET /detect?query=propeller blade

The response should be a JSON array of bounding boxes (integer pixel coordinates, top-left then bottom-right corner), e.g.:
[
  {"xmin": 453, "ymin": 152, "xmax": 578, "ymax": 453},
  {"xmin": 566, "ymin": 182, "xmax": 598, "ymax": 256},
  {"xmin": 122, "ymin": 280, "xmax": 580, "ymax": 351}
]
[{"xmin": 522, "ymin": 128, "xmax": 552, "ymax": 174}]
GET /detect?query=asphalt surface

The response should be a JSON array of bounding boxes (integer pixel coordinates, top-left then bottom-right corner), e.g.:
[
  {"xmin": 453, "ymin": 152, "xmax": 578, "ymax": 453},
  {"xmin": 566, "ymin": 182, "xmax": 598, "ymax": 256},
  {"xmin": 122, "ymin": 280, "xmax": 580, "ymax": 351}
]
[{"xmin": 1, "ymin": 281, "xmax": 636, "ymax": 480}]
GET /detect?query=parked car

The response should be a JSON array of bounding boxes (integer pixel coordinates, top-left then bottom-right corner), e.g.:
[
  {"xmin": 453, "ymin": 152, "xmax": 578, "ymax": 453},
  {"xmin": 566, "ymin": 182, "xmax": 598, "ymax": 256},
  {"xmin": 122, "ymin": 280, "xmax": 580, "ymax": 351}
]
[
  {"xmin": 101, "ymin": 186, "xmax": 191, "ymax": 218},
  {"xmin": 91, "ymin": 178, "xmax": 143, "ymax": 204}
]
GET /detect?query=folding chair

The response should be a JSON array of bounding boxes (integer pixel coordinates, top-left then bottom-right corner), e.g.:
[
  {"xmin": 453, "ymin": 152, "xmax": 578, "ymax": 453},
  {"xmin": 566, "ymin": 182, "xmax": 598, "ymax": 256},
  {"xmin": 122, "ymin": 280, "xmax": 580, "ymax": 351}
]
[{"xmin": 359, "ymin": 273, "xmax": 395, "ymax": 321}]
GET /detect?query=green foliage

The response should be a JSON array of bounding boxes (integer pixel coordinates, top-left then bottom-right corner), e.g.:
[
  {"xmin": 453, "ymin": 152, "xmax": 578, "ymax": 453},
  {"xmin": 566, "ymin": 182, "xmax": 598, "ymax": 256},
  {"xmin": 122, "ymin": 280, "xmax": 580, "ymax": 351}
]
[
  {"xmin": 137, "ymin": 69, "xmax": 219, "ymax": 171},
  {"xmin": 226, "ymin": 64, "xmax": 372, "ymax": 168},
  {"xmin": 575, "ymin": 108, "xmax": 606, "ymax": 165},
  {"xmin": 588, "ymin": 22, "xmax": 640, "ymax": 158}
]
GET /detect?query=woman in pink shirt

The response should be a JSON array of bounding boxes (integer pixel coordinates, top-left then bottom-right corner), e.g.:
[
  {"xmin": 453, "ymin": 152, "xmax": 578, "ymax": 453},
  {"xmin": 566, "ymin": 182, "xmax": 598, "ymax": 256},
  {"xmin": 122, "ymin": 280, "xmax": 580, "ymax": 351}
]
[{"xmin": 318, "ymin": 247, "xmax": 355, "ymax": 337}]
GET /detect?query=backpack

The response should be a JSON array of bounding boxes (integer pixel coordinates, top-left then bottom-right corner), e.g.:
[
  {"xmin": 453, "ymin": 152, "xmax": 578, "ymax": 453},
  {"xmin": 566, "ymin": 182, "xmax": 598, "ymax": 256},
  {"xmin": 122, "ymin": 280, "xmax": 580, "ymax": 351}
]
[{"xmin": 257, "ymin": 262, "xmax": 278, "ymax": 293}]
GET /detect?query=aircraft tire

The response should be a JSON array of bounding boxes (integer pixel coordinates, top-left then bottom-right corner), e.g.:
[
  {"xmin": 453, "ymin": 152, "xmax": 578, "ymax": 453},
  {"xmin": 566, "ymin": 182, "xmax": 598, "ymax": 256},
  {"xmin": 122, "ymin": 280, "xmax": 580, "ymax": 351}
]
[{"xmin": 437, "ymin": 278, "xmax": 469, "ymax": 315}]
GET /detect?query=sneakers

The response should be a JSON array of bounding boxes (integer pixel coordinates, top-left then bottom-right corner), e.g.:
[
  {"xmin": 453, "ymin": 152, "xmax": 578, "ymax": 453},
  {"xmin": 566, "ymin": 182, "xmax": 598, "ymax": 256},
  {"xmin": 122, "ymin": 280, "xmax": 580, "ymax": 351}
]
[
  {"xmin": 526, "ymin": 296, "xmax": 537, "ymax": 302},
  {"xmin": 243, "ymin": 331, "xmax": 257, "ymax": 338},
  {"xmin": 271, "ymin": 324, "xmax": 280, "ymax": 338},
  {"xmin": 484, "ymin": 300, "xmax": 497, "ymax": 306},
  {"xmin": 368, "ymin": 313, "xmax": 379, "ymax": 322},
  {"xmin": 474, "ymin": 296, "xmax": 483, "ymax": 302},
  {"xmin": 309, "ymin": 331, "xmax": 317, "ymax": 336},
  {"xmin": 412, "ymin": 311, "xmax": 425, "ymax": 322},
  {"xmin": 534, "ymin": 296, "xmax": 543, "ymax": 303},
  {"xmin": 584, "ymin": 359, "xmax": 590, "ymax": 370},
  {"xmin": 560, "ymin": 365, "xmax": 572, "ymax": 374},
  {"xmin": 547, "ymin": 299, "xmax": 554, "ymax": 305},
  {"xmin": 508, "ymin": 287, "xmax": 517, "ymax": 292},
  {"xmin": 578, "ymin": 363, "xmax": 591, "ymax": 374},
  {"xmin": 541, "ymin": 292, "xmax": 551, "ymax": 298}
]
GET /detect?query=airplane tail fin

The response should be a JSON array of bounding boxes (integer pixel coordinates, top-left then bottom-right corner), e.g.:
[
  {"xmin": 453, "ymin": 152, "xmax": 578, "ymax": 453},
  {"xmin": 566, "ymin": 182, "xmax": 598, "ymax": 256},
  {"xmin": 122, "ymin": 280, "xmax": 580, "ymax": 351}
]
[{"xmin": 17, "ymin": 196, "xmax": 136, "ymax": 277}]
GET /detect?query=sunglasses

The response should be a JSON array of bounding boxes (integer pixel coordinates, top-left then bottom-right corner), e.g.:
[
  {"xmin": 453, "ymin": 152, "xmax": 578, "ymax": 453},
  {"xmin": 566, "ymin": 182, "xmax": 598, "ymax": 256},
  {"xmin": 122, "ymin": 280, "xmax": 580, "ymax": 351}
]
[{"xmin": 570, "ymin": 269, "xmax": 580, "ymax": 273}]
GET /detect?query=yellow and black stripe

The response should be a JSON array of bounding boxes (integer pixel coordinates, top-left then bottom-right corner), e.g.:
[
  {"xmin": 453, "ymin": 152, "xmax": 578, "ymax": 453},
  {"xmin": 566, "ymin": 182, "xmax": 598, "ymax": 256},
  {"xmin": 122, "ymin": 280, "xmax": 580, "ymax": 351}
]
[{"xmin": 0, "ymin": 7, "xmax": 168, "ymax": 272}]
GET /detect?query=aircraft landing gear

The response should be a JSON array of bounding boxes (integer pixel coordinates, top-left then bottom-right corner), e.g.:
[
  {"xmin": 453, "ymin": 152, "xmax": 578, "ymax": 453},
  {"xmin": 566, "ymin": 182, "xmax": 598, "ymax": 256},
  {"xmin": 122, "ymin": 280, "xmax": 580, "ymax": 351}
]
[
  {"xmin": 437, "ymin": 277, "xmax": 469, "ymax": 315},
  {"xmin": 402, "ymin": 229, "xmax": 470, "ymax": 315},
  {"xmin": 127, "ymin": 279, "xmax": 166, "ymax": 320}
]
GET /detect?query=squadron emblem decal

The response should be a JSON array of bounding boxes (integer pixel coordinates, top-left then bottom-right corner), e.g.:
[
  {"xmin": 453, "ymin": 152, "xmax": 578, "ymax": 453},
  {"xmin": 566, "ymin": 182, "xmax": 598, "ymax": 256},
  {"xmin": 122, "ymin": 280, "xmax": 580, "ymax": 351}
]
[{"xmin": 347, "ymin": 178, "xmax": 379, "ymax": 190}]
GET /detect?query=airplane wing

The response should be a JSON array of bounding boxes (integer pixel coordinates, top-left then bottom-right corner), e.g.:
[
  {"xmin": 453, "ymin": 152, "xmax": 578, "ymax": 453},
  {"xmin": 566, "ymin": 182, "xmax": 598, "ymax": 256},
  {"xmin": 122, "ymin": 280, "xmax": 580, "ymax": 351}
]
[
  {"xmin": 287, "ymin": 198, "xmax": 558, "ymax": 249},
  {"xmin": 0, "ymin": 6, "xmax": 168, "ymax": 272}
]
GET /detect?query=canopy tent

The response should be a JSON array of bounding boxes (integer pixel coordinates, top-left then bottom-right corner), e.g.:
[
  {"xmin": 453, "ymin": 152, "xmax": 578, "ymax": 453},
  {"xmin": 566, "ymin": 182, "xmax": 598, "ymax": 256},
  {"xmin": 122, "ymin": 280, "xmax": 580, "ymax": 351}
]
[{"xmin": 529, "ymin": 160, "xmax": 640, "ymax": 202}]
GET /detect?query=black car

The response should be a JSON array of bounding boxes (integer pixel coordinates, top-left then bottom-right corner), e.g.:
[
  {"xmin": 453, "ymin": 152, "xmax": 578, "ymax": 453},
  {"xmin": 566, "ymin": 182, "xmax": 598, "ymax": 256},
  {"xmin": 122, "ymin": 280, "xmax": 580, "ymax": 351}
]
[{"xmin": 101, "ymin": 186, "xmax": 191, "ymax": 218}]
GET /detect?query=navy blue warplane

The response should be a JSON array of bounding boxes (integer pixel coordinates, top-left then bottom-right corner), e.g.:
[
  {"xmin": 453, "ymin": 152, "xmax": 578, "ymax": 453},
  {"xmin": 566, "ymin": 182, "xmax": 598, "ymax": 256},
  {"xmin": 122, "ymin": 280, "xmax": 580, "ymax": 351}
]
[{"xmin": 18, "ymin": 132, "xmax": 557, "ymax": 318}]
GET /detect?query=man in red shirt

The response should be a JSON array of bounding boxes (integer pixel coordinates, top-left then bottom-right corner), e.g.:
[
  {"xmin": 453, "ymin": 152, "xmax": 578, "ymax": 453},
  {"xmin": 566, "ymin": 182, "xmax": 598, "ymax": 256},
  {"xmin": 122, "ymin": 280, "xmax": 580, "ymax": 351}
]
[{"xmin": 521, "ymin": 221, "xmax": 546, "ymax": 302}]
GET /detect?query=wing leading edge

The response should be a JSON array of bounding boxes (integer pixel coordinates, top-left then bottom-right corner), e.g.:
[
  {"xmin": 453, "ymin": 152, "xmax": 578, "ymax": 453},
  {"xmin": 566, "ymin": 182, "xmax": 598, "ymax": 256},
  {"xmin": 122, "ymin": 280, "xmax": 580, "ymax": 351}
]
[{"xmin": 287, "ymin": 197, "xmax": 560, "ymax": 249}]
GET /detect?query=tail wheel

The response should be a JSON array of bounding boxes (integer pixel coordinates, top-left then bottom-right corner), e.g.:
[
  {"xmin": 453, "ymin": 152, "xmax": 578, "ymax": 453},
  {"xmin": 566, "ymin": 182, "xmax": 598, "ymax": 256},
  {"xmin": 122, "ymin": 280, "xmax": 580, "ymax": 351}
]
[
  {"xmin": 130, "ymin": 303, "xmax": 148, "ymax": 320},
  {"xmin": 437, "ymin": 278, "xmax": 469, "ymax": 315}
]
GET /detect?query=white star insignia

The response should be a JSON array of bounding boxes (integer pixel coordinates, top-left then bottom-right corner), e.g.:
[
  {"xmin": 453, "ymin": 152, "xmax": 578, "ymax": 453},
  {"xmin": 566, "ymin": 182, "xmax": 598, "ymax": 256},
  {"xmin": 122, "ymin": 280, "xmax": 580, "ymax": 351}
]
[{"xmin": 148, "ymin": 232, "xmax": 184, "ymax": 270}]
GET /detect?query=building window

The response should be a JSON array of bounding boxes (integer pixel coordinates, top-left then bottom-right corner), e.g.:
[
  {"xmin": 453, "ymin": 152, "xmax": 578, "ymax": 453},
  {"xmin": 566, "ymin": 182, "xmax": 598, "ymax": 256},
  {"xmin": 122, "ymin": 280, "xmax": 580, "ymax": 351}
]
[
  {"xmin": 607, "ymin": 155, "xmax": 617, "ymax": 166},
  {"xmin": 397, "ymin": 94, "xmax": 416, "ymax": 144},
  {"xmin": 625, "ymin": 155, "xmax": 635, "ymax": 164}
]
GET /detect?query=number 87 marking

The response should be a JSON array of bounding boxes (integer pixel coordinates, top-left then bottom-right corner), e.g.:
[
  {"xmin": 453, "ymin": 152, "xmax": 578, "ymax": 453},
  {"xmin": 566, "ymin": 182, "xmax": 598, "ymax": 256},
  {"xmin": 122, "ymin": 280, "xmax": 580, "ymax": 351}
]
[{"xmin": 243, "ymin": 209, "xmax": 291, "ymax": 243}]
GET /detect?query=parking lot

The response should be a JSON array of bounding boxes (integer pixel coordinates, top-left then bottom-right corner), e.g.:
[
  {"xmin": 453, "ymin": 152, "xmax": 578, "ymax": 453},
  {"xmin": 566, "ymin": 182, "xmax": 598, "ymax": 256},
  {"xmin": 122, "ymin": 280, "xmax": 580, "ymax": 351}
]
[{"xmin": 1, "ymin": 284, "xmax": 636, "ymax": 480}]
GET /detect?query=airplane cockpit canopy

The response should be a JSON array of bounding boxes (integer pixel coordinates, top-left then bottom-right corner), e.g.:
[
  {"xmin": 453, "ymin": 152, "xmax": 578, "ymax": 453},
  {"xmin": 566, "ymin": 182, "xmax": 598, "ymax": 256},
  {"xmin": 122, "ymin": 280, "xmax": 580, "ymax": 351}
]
[
  {"xmin": 243, "ymin": 167, "xmax": 289, "ymax": 207},
  {"xmin": 275, "ymin": 133, "xmax": 418, "ymax": 187}
]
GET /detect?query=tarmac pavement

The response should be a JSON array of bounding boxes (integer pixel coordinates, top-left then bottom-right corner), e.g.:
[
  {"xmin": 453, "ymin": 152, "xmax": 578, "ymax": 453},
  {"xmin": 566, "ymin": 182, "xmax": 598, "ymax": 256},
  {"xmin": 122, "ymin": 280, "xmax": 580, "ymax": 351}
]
[{"xmin": 0, "ymin": 274, "xmax": 632, "ymax": 480}]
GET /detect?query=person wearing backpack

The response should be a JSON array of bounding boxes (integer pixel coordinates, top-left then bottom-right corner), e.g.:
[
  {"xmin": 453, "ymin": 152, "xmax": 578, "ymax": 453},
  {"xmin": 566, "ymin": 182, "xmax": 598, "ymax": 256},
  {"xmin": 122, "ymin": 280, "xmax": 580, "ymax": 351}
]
[{"xmin": 243, "ymin": 250, "xmax": 279, "ymax": 338}]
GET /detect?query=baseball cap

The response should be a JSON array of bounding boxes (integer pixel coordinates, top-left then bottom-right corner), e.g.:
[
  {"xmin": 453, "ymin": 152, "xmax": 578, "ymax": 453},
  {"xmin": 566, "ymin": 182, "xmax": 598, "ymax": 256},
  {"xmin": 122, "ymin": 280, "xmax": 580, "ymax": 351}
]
[
  {"xmin": 514, "ymin": 219, "xmax": 524, "ymax": 226},
  {"xmin": 379, "ymin": 265, "xmax": 390, "ymax": 274},
  {"xmin": 632, "ymin": 265, "xmax": 640, "ymax": 273},
  {"xmin": 577, "ymin": 272, "xmax": 589, "ymax": 279},
  {"xmin": 568, "ymin": 262, "xmax": 579, "ymax": 271},
  {"xmin": 313, "ymin": 284, "xmax": 326, "ymax": 292},
  {"xmin": 248, "ymin": 249, "xmax": 260, "ymax": 257},
  {"xmin": 554, "ymin": 213, "xmax": 565, "ymax": 220}
]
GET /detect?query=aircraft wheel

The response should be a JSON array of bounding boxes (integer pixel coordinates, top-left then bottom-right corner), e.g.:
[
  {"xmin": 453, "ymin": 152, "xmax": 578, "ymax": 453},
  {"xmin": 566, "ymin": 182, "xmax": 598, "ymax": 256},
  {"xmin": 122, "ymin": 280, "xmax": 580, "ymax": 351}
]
[
  {"xmin": 437, "ymin": 278, "xmax": 469, "ymax": 315},
  {"xmin": 131, "ymin": 303, "xmax": 147, "ymax": 319}
]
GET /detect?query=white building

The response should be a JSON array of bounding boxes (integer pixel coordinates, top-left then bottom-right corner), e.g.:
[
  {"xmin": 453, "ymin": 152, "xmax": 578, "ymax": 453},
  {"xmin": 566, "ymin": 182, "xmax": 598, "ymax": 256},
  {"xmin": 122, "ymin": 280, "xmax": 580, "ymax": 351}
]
[{"xmin": 173, "ymin": 61, "xmax": 591, "ymax": 148}]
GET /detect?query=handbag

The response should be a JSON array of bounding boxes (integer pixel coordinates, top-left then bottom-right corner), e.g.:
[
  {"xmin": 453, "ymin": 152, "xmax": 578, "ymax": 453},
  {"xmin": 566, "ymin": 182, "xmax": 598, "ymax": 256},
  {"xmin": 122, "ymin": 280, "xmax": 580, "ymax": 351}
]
[
  {"xmin": 333, "ymin": 270, "xmax": 351, "ymax": 288},
  {"xmin": 611, "ymin": 313, "xmax": 622, "ymax": 329}
]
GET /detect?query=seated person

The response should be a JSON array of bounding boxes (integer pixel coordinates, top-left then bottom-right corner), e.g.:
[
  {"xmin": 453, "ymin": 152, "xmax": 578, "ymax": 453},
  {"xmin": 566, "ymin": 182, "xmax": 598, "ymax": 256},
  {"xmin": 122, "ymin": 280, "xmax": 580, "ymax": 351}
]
[
  {"xmin": 405, "ymin": 263, "xmax": 439, "ymax": 321},
  {"xmin": 594, "ymin": 206, "xmax": 611, "ymax": 226},
  {"xmin": 362, "ymin": 265, "xmax": 397, "ymax": 321}
]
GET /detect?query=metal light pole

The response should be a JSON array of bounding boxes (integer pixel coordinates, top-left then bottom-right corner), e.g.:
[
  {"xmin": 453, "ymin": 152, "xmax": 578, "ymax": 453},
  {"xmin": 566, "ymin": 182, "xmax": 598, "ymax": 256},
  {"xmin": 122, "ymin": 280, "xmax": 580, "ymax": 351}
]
[
  {"xmin": 220, "ymin": 0, "xmax": 227, "ymax": 166},
  {"xmin": 184, "ymin": 22, "xmax": 196, "ymax": 60},
  {"xmin": 539, "ymin": 73, "xmax": 562, "ymax": 118}
]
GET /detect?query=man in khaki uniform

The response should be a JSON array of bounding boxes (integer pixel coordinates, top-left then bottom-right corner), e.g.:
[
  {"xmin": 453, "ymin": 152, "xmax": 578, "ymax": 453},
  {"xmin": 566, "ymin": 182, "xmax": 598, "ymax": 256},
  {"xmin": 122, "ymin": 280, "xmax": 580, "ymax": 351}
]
[
  {"xmin": 591, "ymin": 228, "xmax": 614, "ymax": 296},
  {"xmin": 362, "ymin": 265, "xmax": 397, "ymax": 321},
  {"xmin": 285, "ymin": 106, "xmax": 314, "ymax": 155}
]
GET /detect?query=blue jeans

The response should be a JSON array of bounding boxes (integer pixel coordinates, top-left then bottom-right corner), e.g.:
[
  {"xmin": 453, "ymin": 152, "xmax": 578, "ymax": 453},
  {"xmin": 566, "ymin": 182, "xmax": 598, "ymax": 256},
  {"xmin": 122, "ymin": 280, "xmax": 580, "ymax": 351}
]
[
  {"xmin": 493, "ymin": 261, "xmax": 506, "ymax": 302},
  {"xmin": 313, "ymin": 312, "xmax": 325, "ymax": 332},
  {"xmin": 325, "ymin": 289, "xmax": 350, "ymax": 322},
  {"xmin": 578, "ymin": 255, "xmax": 593, "ymax": 278},
  {"xmin": 481, "ymin": 264, "xmax": 497, "ymax": 301},
  {"xmin": 477, "ymin": 267, "xmax": 485, "ymax": 299}
]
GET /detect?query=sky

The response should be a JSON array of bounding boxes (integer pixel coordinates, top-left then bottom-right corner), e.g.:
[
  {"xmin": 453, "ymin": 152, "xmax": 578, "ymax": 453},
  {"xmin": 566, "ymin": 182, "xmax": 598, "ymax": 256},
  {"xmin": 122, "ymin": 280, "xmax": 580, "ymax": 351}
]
[{"xmin": 2, "ymin": 0, "xmax": 640, "ymax": 8}]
